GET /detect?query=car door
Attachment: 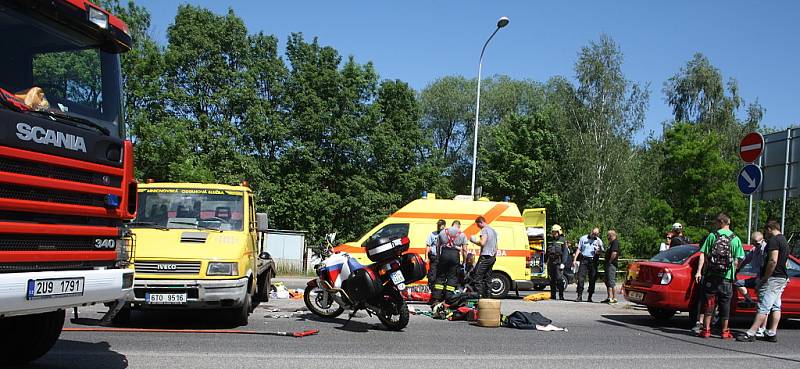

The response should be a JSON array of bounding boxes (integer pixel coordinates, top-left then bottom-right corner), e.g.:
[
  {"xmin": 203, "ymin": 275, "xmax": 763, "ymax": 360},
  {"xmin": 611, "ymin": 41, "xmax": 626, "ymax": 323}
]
[{"xmin": 781, "ymin": 257, "xmax": 800, "ymax": 315}]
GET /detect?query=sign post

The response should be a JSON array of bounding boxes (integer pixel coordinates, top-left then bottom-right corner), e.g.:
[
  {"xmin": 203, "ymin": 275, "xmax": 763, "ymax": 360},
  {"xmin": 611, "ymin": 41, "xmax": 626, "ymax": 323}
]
[{"xmin": 739, "ymin": 132, "xmax": 765, "ymax": 242}]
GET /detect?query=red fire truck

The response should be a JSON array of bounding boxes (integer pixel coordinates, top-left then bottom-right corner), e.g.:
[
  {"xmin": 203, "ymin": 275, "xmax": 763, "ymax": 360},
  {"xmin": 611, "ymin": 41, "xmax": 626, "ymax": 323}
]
[{"xmin": 0, "ymin": 0, "xmax": 136, "ymax": 364}]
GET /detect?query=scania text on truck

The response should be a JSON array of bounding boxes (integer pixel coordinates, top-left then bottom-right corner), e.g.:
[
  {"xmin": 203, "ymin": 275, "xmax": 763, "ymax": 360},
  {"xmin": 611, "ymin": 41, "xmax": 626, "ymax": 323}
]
[
  {"xmin": 0, "ymin": 0, "xmax": 137, "ymax": 364},
  {"xmin": 126, "ymin": 183, "xmax": 274, "ymax": 326}
]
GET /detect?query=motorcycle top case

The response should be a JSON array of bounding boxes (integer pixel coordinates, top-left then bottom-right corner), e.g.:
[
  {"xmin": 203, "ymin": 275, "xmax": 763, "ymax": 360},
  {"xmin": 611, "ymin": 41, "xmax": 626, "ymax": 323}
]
[
  {"xmin": 364, "ymin": 236, "xmax": 410, "ymax": 262},
  {"xmin": 399, "ymin": 253, "xmax": 426, "ymax": 284},
  {"xmin": 342, "ymin": 266, "xmax": 382, "ymax": 302}
]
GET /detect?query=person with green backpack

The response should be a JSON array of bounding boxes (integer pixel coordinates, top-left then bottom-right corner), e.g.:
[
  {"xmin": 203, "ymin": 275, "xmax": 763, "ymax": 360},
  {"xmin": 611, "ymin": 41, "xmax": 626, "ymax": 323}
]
[{"xmin": 694, "ymin": 213, "xmax": 745, "ymax": 339}]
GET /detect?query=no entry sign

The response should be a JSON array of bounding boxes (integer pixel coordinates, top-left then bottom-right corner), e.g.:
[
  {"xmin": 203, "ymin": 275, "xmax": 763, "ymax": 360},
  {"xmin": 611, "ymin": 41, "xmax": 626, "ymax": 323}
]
[{"xmin": 739, "ymin": 132, "xmax": 764, "ymax": 163}]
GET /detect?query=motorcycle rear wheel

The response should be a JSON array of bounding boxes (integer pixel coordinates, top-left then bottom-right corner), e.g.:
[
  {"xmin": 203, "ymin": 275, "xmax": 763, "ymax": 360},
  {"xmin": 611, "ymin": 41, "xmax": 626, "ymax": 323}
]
[
  {"xmin": 304, "ymin": 285, "xmax": 344, "ymax": 318},
  {"xmin": 377, "ymin": 289, "xmax": 409, "ymax": 331}
]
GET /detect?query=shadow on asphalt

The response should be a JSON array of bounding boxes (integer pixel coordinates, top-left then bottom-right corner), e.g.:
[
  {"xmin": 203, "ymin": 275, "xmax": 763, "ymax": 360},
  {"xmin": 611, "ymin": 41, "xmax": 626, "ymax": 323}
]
[
  {"xmin": 91, "ymin": 310, "xmax": 241, "ymax": 330},
  {"xmin": 25, "ymin": 340, "xmax": 128, "ymax": 369},
  {"xmin": 293, "ymin": 312, "xmax": 391, "ymax": 333},
  {"xmin": 600, "ymin": 314, "xmax": 800, "ymax": 364}
]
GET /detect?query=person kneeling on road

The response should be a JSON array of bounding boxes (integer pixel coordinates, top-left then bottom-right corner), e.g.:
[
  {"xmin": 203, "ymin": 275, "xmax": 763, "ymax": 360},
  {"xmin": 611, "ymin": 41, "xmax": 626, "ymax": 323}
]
[{"xmin": 431, "ymin": 221, "xmax": 466, "ymax": 304}]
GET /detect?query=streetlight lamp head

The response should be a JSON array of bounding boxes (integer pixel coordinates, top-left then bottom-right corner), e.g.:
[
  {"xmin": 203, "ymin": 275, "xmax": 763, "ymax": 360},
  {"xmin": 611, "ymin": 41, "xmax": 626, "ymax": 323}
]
[{"xmin": 497, "ymin": 17, "xmax": 510, "ymax": 28}]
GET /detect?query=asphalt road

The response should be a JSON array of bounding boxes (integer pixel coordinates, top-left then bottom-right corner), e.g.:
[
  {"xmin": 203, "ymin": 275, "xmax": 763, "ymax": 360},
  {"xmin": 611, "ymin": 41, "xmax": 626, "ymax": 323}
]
[{"xmin": 14, "ymin": 280, "xmax": 800, "ymax": 369}]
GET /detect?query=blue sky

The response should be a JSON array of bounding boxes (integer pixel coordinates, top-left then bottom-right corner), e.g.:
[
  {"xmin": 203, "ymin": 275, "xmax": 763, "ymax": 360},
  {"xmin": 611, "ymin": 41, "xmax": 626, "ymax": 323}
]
[{"xmin": 135, "ymin": 0, "xmax": 799, "ymax": 140}]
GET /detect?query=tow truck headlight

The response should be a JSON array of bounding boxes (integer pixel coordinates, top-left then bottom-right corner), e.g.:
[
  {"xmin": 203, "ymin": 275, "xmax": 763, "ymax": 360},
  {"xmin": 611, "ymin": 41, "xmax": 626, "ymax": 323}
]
[{"xmin": 207, "ymin": 262, "xmax": 238, "ymax": 276}]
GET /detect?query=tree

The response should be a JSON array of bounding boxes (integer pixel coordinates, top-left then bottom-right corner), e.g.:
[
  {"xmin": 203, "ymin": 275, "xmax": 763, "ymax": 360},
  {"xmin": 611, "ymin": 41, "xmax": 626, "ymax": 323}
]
[
  {"xmin": 663, "ymin": 53, "xmax": 765, "ymax": 156},
  {"xmin": 552, "ymin": 35, "xmax": 649, "ymax": 231},
  {"xmin": 657, "ymin": 123, "xmax": 747, "ymax": 235}
]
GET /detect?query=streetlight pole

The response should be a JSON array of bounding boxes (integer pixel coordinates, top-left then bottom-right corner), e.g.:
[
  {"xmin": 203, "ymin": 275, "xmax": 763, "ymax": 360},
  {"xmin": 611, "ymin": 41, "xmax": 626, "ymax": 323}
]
[{"xmin": 470, "ymin": 16, "xmax": 509, "ymax": 199}]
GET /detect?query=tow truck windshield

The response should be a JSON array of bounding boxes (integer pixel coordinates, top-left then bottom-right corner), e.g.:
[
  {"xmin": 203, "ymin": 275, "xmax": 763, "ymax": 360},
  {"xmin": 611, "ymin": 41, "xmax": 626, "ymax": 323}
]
[
  {"xmin": 134, "ymin": 189, "xmax": 245, "ymax": 232},
  {"xmin": 0, "ymin": 4, "xmax": 124, "ymax": 137}
]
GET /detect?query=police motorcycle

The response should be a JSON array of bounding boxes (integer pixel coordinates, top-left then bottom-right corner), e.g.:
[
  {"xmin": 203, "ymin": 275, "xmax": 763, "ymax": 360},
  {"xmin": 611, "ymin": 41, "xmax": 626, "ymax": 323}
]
[{"xmin": 304, "ymin": 233, "xmax": 426, "ymax": 331}]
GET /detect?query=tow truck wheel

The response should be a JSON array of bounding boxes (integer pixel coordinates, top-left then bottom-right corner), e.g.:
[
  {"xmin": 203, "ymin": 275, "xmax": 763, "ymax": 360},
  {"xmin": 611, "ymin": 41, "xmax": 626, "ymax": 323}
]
[
  {"xmin": 231, "ymin": 291, "xmax": 252, "ymax": 327},
  {"xmin": 0, "ymin": 310, "xmax": 65, "ymax": 365}
]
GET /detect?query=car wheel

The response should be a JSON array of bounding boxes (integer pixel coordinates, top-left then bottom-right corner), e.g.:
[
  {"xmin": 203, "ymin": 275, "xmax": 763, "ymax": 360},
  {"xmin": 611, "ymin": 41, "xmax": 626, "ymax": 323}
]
[{"xmin": 647, "ymin": 307, "xmax": 676, "ymax": 321}]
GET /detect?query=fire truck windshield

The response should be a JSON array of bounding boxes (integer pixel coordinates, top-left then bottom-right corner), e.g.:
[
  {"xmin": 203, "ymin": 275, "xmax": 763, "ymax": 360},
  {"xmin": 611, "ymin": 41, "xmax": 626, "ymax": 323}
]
[{"xmin": 0, "ymin": 5, "xmax": 124, "ymax": 138}]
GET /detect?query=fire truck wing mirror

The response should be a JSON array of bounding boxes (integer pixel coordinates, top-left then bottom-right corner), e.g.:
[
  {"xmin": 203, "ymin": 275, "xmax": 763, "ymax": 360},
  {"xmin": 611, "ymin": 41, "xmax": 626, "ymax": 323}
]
[{"xmin": 256, "ymin": 213, "xmax": 269, "ymax": 232}]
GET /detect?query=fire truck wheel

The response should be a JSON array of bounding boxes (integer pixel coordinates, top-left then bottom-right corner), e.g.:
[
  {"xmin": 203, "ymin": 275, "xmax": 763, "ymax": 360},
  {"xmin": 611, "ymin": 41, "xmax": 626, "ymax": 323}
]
[{"xmin": 0, "ymin": 309, "xmax": 65, "ymax": 365}]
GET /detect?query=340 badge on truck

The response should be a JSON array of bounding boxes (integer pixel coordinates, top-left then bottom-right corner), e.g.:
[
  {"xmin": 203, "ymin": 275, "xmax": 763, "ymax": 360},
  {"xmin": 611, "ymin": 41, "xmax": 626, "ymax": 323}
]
[{"xmin": 94, "ymin": 239, "xmax": 116, "ymax": 249}]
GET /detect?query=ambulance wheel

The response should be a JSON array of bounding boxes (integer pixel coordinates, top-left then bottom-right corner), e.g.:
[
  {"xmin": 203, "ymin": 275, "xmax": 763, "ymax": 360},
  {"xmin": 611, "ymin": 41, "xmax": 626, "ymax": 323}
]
[
  {"xmin": 304, "ymin": 285, "xmax": 344, "ymax": 318},
  {"xmin": 489, "ymin": 272, "xmax": 511, "ymax": 299}
]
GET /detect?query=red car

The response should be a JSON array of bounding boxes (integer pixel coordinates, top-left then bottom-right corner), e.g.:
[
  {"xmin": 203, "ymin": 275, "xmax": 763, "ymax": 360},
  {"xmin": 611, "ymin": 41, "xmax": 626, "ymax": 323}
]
[{"xmin": 623, "ymin": 244, "xmax": 800, "ymax": 322}]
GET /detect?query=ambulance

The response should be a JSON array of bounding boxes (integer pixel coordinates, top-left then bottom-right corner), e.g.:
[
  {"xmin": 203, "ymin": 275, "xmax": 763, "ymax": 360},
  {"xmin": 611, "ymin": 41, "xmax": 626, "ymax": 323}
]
[{"xmin": 334, "ymin": 194, "xmax": 548, "ymax": 298}]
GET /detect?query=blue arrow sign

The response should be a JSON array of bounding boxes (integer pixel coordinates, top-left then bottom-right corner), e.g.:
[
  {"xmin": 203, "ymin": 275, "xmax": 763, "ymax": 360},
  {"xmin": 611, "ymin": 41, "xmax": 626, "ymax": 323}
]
[{"xmin": 738, "ymin": 164, "xmax": 763, "ymax": 195}]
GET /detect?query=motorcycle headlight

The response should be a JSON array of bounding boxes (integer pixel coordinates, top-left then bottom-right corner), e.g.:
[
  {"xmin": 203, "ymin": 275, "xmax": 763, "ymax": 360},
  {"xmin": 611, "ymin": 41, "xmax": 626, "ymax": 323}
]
[{"xmin": 207, "ymin": 262, "xmax": 238, "ymax": 276}]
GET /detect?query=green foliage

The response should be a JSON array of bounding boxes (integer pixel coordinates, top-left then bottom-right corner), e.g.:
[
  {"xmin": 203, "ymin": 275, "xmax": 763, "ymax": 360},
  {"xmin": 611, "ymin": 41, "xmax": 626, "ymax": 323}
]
[{"xmin": 111, "ymin": 3, "xmax": 774, "ymax": 258}]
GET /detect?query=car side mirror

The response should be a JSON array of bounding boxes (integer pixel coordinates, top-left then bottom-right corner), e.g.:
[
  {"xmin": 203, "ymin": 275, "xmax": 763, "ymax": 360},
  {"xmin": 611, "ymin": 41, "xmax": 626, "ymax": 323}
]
[
  {"xmin": 259, "ymin": 252, "xmax": 272, "ymax": 260},
  {"xmin": 256, "ymin": 213, "xmax": 269, "ymax": 232}
]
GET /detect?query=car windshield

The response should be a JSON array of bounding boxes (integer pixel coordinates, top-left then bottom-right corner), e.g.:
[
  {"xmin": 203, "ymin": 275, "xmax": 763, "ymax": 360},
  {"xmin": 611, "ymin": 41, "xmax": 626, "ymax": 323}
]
[
  {"xmin": 650, "ymin": 245, "xmax": 699, "ymax": 264},
  {"xmin": 134, "ymin": 188, "xmax": 245, "ymax": 231},
  {"xmin": 0, "ymin": 5, "xmax": 124, "ymax": 137}
]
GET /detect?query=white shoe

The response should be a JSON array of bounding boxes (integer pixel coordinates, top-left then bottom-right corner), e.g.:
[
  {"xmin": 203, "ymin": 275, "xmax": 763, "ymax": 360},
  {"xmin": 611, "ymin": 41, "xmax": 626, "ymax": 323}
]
[
  {"xmin": 755, "ymin": 328, "xmax": 766, "ymax": 338},
  {"xmin": 691, "ymin": 321, "xmax": 702, "ymax": 334}
]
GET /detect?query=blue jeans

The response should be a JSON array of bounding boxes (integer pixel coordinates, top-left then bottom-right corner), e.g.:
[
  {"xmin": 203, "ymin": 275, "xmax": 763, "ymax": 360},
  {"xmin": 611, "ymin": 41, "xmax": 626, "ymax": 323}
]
[{"xmin": 757, "ymin": 277, "xmax": 789, "ymax": 315}]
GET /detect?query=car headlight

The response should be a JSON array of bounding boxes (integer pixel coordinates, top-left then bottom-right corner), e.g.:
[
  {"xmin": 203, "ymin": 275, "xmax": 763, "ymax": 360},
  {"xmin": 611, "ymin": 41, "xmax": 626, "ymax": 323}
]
[{"xmin": 207, "ymin": 262, "xmax": 238, "ymax": 276}]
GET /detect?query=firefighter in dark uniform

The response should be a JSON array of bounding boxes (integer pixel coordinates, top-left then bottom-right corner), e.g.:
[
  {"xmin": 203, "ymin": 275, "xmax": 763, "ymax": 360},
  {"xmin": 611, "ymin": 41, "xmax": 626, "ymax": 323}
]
[
  {"xmin": 546, "ymin": 224, "xmax": 569, "ymax": 300},
  {"xmin": 431, "ymin": 221, "xmax": 466, "ymax": 304}
]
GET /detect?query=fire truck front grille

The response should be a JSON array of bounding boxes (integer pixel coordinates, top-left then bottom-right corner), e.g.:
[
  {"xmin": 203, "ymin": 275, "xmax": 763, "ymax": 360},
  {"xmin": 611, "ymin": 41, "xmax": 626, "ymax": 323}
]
[
  {"xmin": 0, "ymin": 261, "xmax": 114, "ymax": 273},
  {"xmin": 0, "ymin": 157, "xmax": 121, "ymax": 187},
  {"xmin": 135, "ymin": 261, "xmax": 202, "ymax": 274},
  {"xmin": 0, "ymin": 235, "xmax": 104, "ymax": 251},
  {"xmin": 0, "ymin": 183, "xmax": 106, "ymax": 207}
]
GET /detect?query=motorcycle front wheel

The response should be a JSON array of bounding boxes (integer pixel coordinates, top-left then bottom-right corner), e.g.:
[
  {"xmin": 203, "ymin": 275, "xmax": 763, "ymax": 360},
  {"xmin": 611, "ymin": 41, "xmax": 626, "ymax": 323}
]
[
  {"xmin": 304, "ymin": 285, "xmax": 344, "ymax": 318},
  {"xmin": 376, "ymin": 288, "xmax": 409, "ymax": 331}
]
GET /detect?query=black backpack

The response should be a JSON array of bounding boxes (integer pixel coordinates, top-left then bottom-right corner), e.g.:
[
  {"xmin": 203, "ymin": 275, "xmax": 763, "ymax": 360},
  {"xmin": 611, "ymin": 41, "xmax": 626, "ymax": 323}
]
[{"xmin": 707, "ymin": 232, "xmax": 733, "ymax": 275}]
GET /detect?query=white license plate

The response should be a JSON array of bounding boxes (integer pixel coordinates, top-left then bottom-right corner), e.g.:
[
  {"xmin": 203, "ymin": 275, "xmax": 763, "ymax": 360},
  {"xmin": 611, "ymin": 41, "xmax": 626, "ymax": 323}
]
[
  {"xmin": 627, "ymin": 291, "xmax": 644, "ymax": 301},
  {"xmin": 27, "ymin": 278, "xmax": 84, "ymax": 300},
  {"xmin": 390, "ymin": 270, "xmax": 405, "ymax": 285},
  {"xmin": 146, "ymin": 293, "xmax": 187, "ymax": 304}
]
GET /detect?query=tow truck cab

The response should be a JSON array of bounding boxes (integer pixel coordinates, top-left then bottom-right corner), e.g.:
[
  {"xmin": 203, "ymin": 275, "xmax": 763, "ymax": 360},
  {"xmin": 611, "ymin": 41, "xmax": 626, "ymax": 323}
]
[{"xmin": 127, "ymin": 183, "xmax": 274, "ymax": 325}]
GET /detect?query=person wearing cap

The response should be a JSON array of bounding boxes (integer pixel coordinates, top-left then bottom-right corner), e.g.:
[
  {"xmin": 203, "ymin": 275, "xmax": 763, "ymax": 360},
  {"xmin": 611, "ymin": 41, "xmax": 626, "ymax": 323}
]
[
  {"xmin": 426, "ymin": 219, "xmax": 447, "ymax": 293},
  {"xmin": 670, "ymin": 223, "xmax": 691, "ymax": 247},
  {"xmin": 546, "ymin": 225, "xmax": 569, "ymax": 300}
]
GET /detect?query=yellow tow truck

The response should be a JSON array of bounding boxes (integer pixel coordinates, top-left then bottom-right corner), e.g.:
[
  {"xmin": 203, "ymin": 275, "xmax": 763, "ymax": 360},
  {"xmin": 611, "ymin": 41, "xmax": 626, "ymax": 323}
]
[{"xmin": 123, "ymin": 182, "xmax": 274, "ymax": 325}]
